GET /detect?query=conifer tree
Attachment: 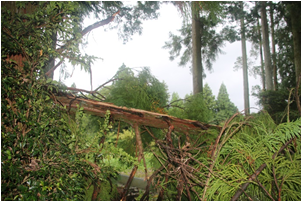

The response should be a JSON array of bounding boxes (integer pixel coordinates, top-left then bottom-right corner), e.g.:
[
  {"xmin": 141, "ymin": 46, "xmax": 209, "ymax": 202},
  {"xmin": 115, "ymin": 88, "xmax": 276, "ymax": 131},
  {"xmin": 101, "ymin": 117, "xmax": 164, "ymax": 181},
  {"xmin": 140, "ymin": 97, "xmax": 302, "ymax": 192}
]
[
  {"xmin": 261, "ymin": 1, "xmax": 274, "ymax": 91},
  {"xmin": 164, "ymin": 2, "xmax": 225, "ymax": 94},
  {"xmin": 215, "ymin": 83, "xmax": 238, "ymax": 123},
  {"xmin": 167, "ymin": 92, "xmax": 185, "ymax": 119},
  {"xmin": 203, "ymin": 83, "xmax": 217, "ymax": 121},
  {"xmin": 183, "ymin": 93, "xmax": 210, "ymax": 122}
]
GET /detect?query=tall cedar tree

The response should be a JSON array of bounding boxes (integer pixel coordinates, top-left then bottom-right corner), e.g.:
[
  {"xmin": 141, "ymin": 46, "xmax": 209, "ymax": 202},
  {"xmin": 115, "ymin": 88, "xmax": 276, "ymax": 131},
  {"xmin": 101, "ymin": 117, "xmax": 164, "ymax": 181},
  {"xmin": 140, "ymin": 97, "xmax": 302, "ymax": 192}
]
[
  {"xmin": 165, "ymin": 2, "xmax": 225, "ymax": 95},
  {"xmin": 261, "ymin": 1, "xmax": 274, "ymax": 91},
  {"xmin": 240, "ymin": 1, "xmax": 250, "ymax": 115}
]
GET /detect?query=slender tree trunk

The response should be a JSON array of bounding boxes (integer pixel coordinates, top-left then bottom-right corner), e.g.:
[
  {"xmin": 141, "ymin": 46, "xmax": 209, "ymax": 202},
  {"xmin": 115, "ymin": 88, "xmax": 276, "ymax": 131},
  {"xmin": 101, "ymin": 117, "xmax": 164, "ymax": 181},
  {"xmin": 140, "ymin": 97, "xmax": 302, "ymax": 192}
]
[
  {"xmin": 289, "ymin": 2, "xmax": 301, "ymax": 83},
  {"xmin": 270, "ymin": 2, "xmax": 277, "ymax": 91},
  {"xmin": 192, "ymin": 2, "xmax": 203, "ymax": 94},
  {"xmin": 240, "ymin": 2, "xmax": 250, "ymax": 115},
  {"xmin": 261, "ymin": 1, "xmax": 273, "ymax": 91},
  {"xmin": 257, "ymin": 19, "xmax": 266, "ymax": 90}
]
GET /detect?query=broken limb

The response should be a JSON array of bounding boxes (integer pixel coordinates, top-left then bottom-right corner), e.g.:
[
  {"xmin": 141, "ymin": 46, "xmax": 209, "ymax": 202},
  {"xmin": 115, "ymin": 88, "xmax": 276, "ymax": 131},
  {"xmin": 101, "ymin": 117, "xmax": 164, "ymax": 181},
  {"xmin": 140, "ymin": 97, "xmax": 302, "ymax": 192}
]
[
  {"xmin": 81, "ymin": 10, "xmax": 120, "ymax": 36},
  {"xmin": 120, "ymin": 165, "xmax": 138, "ymax": 201},
  {"xmin": 133, "ymin": 123, "xmax": 148, "ymax": 181},
  {"xmin": 121, "ymin": 123, "xmax": 145, "ymax": 201},
  {"xmin": 54, "ymin": 92, "xmax": 218, "ymax": 134}
]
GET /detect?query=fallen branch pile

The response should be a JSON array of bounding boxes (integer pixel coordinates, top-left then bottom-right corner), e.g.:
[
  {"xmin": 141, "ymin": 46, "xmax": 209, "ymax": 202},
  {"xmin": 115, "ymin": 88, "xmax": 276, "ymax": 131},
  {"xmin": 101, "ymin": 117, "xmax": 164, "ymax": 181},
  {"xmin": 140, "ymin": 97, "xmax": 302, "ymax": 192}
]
[
  {"xmin": 52, "ymin": 91, "xmax": 220, "ymax": 200},
  {"xmin": 52, "ymin": 92, "xmax": 298, "ymax": 201}
]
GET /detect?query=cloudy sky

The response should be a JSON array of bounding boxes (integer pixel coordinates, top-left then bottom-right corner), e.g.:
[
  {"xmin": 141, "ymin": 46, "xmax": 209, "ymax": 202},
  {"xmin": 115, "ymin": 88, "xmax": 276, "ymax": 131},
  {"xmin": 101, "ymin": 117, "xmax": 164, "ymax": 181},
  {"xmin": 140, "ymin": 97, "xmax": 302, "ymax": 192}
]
[{"xmin": 54, "ymin": 3, "xmax": 262, "ymax": 113}]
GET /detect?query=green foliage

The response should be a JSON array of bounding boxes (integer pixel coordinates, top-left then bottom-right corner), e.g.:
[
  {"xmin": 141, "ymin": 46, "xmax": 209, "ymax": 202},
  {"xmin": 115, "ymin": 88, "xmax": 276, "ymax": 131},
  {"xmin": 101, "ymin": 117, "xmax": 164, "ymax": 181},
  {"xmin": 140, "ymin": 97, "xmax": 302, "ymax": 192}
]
[
  {"xmin": 203, "ymin": 83, "xmax": 217, "ymax": 121},
  {"xmin": 254, "ymin": 89, "xmax": 300, "ymax": 124},
  {"xmin": 2, "ymin": 67, "xmax": 84, "ymax": 199},
  {"xmin": 205, "ymin": 112, "xmax": 301, "ymax": 201},
  {"xmin": 1, "ymin": 1, "xmax": 101, "ymax": 75},
  {"xmin": 1, "ymin": 66, "xmax": 125, "ymax": 200},
  {"xmin": 215, "ymin": 83, "xmax": 238, "ymax": 124},
  {"xmin": 163, "ymin": 14, "xmax": 225, "ymax": 71},
  {"xmin": 1, "ymin": 56, "xmax": 126, "ymax": 200},
  {"xmin": 106, "ymin": 64, "xmax": 169, "ymax": 112},
  {"xmin": 168, "ymin": 84, "xmax": 237, "ymax": 124},
  {"xmin": 167, "ymin": 92, "xmax": 186, "ymax": 119},
  {"xmin": 1, "ymin": 1, "xmax": 162, "ymax": 80},
  {"xmin": 183, "ymin": 93, "xmax": 211, "ymax": 122},
  {"xmin": 168, "ymin": 92, "xmax": 211, "ymax": 122}
]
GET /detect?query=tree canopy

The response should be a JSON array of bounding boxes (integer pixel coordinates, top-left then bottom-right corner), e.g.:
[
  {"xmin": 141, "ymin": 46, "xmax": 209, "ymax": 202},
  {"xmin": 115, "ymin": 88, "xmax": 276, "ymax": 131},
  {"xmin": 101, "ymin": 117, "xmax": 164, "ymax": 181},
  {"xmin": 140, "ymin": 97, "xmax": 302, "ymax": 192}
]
[
  {"xmin": 105, "ymin": 64, "xmax": 169, "ymax": 113},
  {"xmin": 1, "ymin": 1, "xmax": 300, "ymax": 201}
]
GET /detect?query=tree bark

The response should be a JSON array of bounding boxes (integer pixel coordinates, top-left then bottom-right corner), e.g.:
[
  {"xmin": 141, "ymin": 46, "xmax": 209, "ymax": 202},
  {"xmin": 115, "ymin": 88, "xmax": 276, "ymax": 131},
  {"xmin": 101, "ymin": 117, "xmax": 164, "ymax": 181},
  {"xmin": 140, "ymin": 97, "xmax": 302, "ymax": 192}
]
[
  {"xmin": 261, "ymin": 1, "xmax": 273, "ymax": 91},
  {"xmin": 54, "ymin": 92, "xmax": 219, "ymax": 134},
  {"xmin": 191, "ymin": 2, "xmax": 203, "ymax": 94},
  {"xmin": 240, "ymin": 2, "xmax": 250, "ymax": 115},
  {"xmin": 257, "ymin": 18, "xmax": 266, "ymax": 90},
  {"xmin": 120, "ymin": 165, "xmax": 138, "ymax": 201},
  {"xmin": 269, "ymin": 2, "xmax": 277, "ymax": 91},
  {"xmin": 289, "ymin": 2, "xmax": 301, "ymax": 84}
]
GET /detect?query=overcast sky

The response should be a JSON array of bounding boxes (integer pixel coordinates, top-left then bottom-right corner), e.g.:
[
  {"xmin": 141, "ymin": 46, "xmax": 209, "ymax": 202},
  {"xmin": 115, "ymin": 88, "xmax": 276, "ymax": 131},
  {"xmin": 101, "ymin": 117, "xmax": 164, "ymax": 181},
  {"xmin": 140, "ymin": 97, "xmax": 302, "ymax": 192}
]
[{"xmin": 54, "ymin": 3, "xmax": 262, "ymax": 113}]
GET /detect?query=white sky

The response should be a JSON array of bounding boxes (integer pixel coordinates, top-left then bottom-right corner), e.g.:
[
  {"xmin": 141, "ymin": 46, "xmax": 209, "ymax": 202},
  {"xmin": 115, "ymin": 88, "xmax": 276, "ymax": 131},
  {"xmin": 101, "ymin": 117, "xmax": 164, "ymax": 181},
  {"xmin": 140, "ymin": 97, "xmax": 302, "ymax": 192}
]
[{"xmin": 54, "ymin": 3, "xmax": 262, "ymax": 113}]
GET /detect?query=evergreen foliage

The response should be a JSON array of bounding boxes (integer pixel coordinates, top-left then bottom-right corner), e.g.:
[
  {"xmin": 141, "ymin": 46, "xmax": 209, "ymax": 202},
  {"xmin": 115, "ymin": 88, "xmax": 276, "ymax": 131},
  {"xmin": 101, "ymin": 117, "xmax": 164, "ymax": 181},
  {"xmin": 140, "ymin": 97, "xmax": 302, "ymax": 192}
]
[
  {"xmin": 167, "ymin": 84, "xmax": 237, "ymax": 124},
  {"xmin": 215, "ymin": 83, "xmax": 238, "ymax": 123},
  {"xmin": 203, "ymin": 83, "xmax": 217, "ymax": 121},
  {"xmin": 183, "ymin": 93, "xmax": 211, "ymax": 122},
  {"xmin": 205, "ymin": 112, "xmax": 301, "ymax": 201},
  {"xmin": 2, "ymin": 1, "xmax": 301, "ymax": 201},
  {"xmin": 105, "ymin": 64, "xmax": 169, "ymax": 113},
  {"xmin": 163, "ymin": 15, "xmax": 225, "ymax": 71},
  {"xmin": 254, "ymin": 89, "xmax": 300, "ymax": 124},
  {"xmin": 1, "ymin": 59, "xmax": 119, "ymax": 200},
  {"xmin": 167, "ymin": 92, "xmax": 186, "ymax": 119}
]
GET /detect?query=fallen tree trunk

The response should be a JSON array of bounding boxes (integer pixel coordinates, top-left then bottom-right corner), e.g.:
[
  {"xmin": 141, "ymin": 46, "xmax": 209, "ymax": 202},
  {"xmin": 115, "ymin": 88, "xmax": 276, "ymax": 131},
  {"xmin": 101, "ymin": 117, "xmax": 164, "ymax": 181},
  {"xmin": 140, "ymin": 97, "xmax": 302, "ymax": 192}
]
[{"xmin": 54, "ymin": 92, "xmax": 220, "ymax": 134}]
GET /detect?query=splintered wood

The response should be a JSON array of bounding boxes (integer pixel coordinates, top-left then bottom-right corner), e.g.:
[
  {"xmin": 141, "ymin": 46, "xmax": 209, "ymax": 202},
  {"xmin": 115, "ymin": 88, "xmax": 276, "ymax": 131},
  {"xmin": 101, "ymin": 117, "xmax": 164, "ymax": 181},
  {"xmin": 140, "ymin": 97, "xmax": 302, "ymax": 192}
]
[
  {"xmin": 53, "ymin": 92, "xmax": 221, "ymax": 201},
  {"xmin": 54, "ymin": 92, "xmax": 218, "ymax": 134}
]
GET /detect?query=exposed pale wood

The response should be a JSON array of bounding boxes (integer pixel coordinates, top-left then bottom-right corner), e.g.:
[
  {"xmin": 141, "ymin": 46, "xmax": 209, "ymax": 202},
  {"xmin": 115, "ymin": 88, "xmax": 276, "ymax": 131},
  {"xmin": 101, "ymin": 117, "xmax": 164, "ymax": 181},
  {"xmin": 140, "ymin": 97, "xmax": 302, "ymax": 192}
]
[{"xmin": 54, "ymin": 93, "xmax": 220, "ymax": 134}]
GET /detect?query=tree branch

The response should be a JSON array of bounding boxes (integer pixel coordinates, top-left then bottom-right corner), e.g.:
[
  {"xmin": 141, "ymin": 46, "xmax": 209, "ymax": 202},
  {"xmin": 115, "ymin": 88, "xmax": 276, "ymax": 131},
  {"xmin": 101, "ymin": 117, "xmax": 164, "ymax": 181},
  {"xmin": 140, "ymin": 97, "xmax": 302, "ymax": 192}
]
[
  {"xmin": 45, "ymin": 10, "xmax": 120, "ymax": 77},
  {"xmin": 81, "ymin": 10, "xmax": 120, "ymax": 36}
]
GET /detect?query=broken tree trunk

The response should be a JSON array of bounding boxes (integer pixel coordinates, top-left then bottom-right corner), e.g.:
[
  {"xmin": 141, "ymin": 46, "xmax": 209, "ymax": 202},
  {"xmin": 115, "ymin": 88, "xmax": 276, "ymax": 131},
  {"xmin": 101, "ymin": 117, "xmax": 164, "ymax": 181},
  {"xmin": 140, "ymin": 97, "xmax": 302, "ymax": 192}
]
[
  {"xmin": 52, "ymin": 92, "xmax": 220, "ymax": 201},
  {"xmin": 54, "ymin": 92, "xmax": 219, "ymax": 134}
]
